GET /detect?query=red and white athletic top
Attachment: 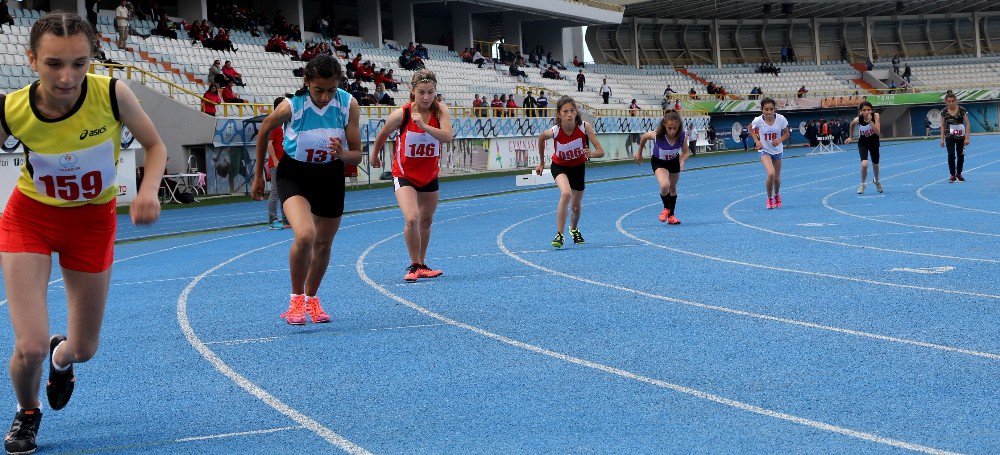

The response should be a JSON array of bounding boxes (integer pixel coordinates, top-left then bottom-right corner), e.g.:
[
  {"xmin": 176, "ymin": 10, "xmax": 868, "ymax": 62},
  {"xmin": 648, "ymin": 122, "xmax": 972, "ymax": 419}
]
[
  {"xmin": 392, "ymin": 103, "xmax": 441, "ymax": 187},
  {"xmin": 550, "ymin": 122, "xmax": 589, "ymax": 167}
]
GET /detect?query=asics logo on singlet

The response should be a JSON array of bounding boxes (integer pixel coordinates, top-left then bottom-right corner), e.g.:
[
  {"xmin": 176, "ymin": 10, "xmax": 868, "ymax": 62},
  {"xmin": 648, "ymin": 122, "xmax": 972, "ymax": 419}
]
[{"xmin": 80, "ymin": 126, "xmax": 107, "ymax": 140}]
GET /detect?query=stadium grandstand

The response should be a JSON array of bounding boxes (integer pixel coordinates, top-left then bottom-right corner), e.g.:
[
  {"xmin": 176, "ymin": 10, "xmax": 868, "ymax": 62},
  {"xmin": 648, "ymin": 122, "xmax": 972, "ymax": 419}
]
[{"xmin": 0, "ymin": 0, "xmax": 997, "ymax": 453}]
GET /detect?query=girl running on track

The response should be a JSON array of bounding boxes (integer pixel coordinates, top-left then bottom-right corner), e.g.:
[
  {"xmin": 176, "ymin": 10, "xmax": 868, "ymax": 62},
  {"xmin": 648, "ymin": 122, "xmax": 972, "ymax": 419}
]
[
  {"xmin": 749, "ymin": 97, "xmax": 789, "ymax": 209},
  {"xmin": 0, "ymin": 12, "xmax": 166, "ymax": 454},
  {"xmin": 370, "ymin": 69, "xmax": 453, "ymax": 282},
  {"xmin": 634, "ymin": 109, "xmax": 690, "ymax": 224},
  {"xmin": 251, "ymin": 54, "xmax": 363, "ymax": 325},
  {"xmin": 535, "ymin": 96, "xmax": 605, "ymax": 248},
  {"xmin": 845, "ymin": 101, "xmax": 883, "ymax": 194},
  {"xmin": 940, "ymin": 91, "xmax": 970, "ymax": 182}
]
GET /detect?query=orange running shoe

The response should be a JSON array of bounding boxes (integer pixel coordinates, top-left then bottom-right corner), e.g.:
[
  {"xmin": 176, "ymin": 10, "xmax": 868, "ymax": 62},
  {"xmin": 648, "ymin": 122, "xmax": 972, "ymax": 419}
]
[
  {"xmin": 667, "ymin": 214, "xmax": 681, "ymax": 225},
  {"xmin": 304, "ymin": 296, "xmax": 331, "ymax": 323},
  {"xmin": 404, "ymin": 264, "xmax": 420, "ymax": 282},
  {"xmin": 417, "ymin": 264, "xmax": 443, "ymax": 278},
  {"xmin": 658, "ymin": 208, "xmax": 669, "ymax": 222},
  {"xmin": 280, "ymin": 294, "xmax": 307, "ymax": 325}
]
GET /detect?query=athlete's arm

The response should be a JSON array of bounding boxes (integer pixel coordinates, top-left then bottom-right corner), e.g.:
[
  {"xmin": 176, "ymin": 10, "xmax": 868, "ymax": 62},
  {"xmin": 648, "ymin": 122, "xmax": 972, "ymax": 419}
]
[
  {"xmin": 778, "ymin": 127, "xmax": 790, "ymax": 145},
  {"xmin": 338, "ymin": 97, "xmax": 363, "ymax": 165},
  {"xmin": 371, "ymin": 107, "xmax": 405, "ymax": 168},
  {"xmin": 872, "ymin": 113, "xmax": 881, "ymax": 136},
  {"xmin": 535, "ymin": 128, "xmax": 552, "ymax": 175},
  {"xmin": 963, "ymin": 111, "xmax": 971, "ymax": 145},
  {"xmin": 635, "ymin": 131, "xmax": 653, "ymax": 164},
  {"xmin": 584, "ymin": 122, "xmax": 605, "ymax": 158},
  {"xmin": 420, "ymin": 104, "xmax": 453, "ymax": 143},
  {"xmin": 252, "ymin": 99, "xmax": 291, "ymax": 198},
  {"xmin": 116, "ymin": 80, "xmax": 166, "ymax": 224},
  {"xmin": 748, "ymin": 122, "xmax": 763, "ymax": 150},
  {"xmin": 680, "ymin": 136, "xmax": 691, "ymax": 165}
]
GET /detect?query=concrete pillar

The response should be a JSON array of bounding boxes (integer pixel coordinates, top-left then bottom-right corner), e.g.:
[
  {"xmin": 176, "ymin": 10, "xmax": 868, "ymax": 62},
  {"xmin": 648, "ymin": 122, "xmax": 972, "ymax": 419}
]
[
  {"xmin": 178, "ymin": 0, "xmax": 207, "ymax": 24},
  {"xmin": 451, "ymin": 3, "xmax": 473, "ymax": 52},
  {"xmin": 974, "ymin": 13, "xmax": 982, "ymax": 58},
  {"xmin": 632, "ymin": 17, "xmax": 639, "ymax": 68},
  {"xmin": 359, "ymin": 0, "xmax": 382, "ymax": 48},
  {"xmin": 865, "ymin": 16, "xmax": 873, "ymax": 63},
  {"xmin": 813, "ymin": 17, "xmax": 821, "ymax": 65},
  {"xmin": 713, "ymin": 20, "xmax": 721, "ymax": 68},
  {"xmin": 502, "ymin": 12, "xmax": 522, "ymax": 52},
  {"xmin": 392, "ymin": 0, "xmax": 415, "ymax": 46},
  {"xmin": 561, "ymin": 26, "xmax": 584, "ymax": 66}
]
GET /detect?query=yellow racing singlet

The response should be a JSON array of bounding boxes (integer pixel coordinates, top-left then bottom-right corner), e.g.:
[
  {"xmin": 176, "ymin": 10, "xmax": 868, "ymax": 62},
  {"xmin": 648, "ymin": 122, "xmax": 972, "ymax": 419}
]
[{"xmin": 0, "ymin": 73, "xmax": 122, "ymax": 207}]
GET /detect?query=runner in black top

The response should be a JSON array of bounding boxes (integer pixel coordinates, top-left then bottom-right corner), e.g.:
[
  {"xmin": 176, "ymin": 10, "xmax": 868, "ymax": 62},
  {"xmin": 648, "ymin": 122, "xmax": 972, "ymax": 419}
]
[
  {"xmin": 939, "ymin": 92, "xmax": 971, "ymax": 182},
  {"xmin": 845, "ymin": 101, "xmax": 883, "ymax": 194}
]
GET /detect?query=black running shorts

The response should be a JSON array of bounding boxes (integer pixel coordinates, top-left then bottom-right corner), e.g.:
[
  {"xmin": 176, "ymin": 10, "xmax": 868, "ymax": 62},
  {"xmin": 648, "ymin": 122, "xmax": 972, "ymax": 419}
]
[
  {"xmin": 550, "ymin": 162, "xmax": 586, "ymax": 191},
  {"xmin": 858, "ymin": 137, "xmax": 880, "ymax": 164},
  {"xmin": 651, "ymin": 155, "xmax": 681, "ymax": 174},
  {"xmin": 393, "ymin": 176, "xmax": 440, "ymax": 193},
  {"xmin": 275, "ymin": 154, "xmax": 346, "ymax": 218}
]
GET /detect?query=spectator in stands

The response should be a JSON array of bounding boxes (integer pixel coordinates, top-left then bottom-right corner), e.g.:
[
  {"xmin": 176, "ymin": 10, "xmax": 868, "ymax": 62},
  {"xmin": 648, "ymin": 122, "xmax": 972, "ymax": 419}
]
[
  {"xmin": 780, "ymin": 46, "xmax": 788, "ymax": 64},
  {"xmin": 892, "ymin": 55, "xmax": 900, "ymax": 74},
  {"xmin": 300, "ymin": 43, "xmax": 319, "ymax": 62},
  {"xmin": 222, "ymin": 61, "xmax": 244, "ymax": 86},
  {"xmin": 473, "ymin": 49, "xmax": 486, "ymax": 68},
  {"xmin": 506, "ymin": 94, "xmax": 518, "ymax": 117},
  {"xmin": 151, "ymin": 14, "xmax": 176, "ymax": 39},
  {"xmin": 460, "ymin": 48, "xmax": 473, "ymax": 63},
  {"xmin": 85, "ymin": 0, "xmax": 98, "ymax": 27},
  {"xmin": 208, "ymin": 60, "xmax": 229, "ymax": 85},
  {"xmin": 115, "ymin": 0, "xmax": 132, "ymax": 48},
  {"xmin": 537, "ymin": 91, "xmax": 549, "ymax": 116},
  {"xmin": 787, "ymin": 46, "xmax": 796, "ymax": 62},
  {"xmin": 473, "ymin": 95, "xmax": 484, "ymax": 117},
  {"xmin": 374, "ymin": 69, "xmax": 395, "ymax": 91},
  {"xmin": 717, "ymin": 85, "xmax": 727, "ymax": 100},
  {"xmin": 797, "ymin": 86, "xmax": 808, "ymax": 98},
  {"xmin": 491, "ymin": 95, "xmax": 503, "ymax": 117},
  {"xmin": 202, "ymin": 84, "xmax": 222, "ymax": 116},
  {"xmin": 866, "ymin": 57, "xmax": 874, "ymax": 71},
  {"xmin": 629, "ymin": 99, "xmax": 640, "ymax": 117},
  {"xmin": 840, "ymin": 42, "xmax": 849, "ymax": 62},
  {"xmin": 902, "ymin": 64, "xmax": 911, "ymax": 84},
  {"xmin": 663, "ymin": 85, "xmax": 676, "ymax": 98},
  {"xmin": 332, "ymin": 36, "xmax": 351, "ymax": 55},
  {"xmin": 887, "ymin": 80, "xmax": 896, "ymax": 94},
  {"xmin": 347, "ymin": 53, "xmax": 362, "ymax": 72},
  {"xmin": 509, "ymin": 62, "xmax": 529, "ymax": 82},
  {"xmin": 374, "ymin": 86, "xmax": 394, "ymax": 106},
  {"xmin": 221, "ymin": 81, "xmax": 246, "ymax": 103},
  {"xmin": 542, "ymin": 65, "xmax": 562, "ymax": 80},
  {"xmin": 689, "ymin": 87, "xmax": 698, "ymax": 100},
  {"xmin": 523, "ymin": 91, "xmax": 537, "ymax": 117},
  {"xmin": 573, "ymin": 55, "xmax": 585, "ymax": 68},
  {"xmin": 599, "ymin": 79, "xmax": 612, "ymax": 104},
  {"xmin": 315, "ymin": 14, "xmax": 329, "ymax": 39},
  {"xmin": 545, "ymin": 52, "xmax": 565, "ymax": 70},
  {"xmin": 211, "ymin": 28, "xmax": 237, "ymax": 52},
  {"xmin": 348, "ymin": 79, "xmax": 363, "ymax": 99}
]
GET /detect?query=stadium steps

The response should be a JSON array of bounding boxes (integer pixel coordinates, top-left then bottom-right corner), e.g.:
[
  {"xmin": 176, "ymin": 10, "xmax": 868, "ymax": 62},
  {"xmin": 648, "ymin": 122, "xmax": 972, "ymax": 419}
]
[
  {"xmin": 676, "ymin": 67, "xmax": 710, "ymax": 87},
  {"xmin": 852, "ymin": 78, "xmax": 879, "ymax": 94},
  {"xmin": 100, "ymin": 36, "xmax": 205, "ymax": 85}
]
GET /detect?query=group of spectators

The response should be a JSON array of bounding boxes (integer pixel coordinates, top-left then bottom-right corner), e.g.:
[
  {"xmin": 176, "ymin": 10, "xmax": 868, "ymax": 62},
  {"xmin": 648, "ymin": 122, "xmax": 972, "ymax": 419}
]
[
  {"xmin": 188, "ymin": 20, "xmax": 237, "ymax": 52},
  {"xmin": 472, "ymin": 91, "xmax": 551, "ymax": 117},
  {"xmin": 804, "ymin": 118, "xmax": 852, "ymax": 146},
  {"xmin": 758, "ymin": 61, "xmax": 781, "ymax": 76},
  {"xmin": 704, "ymin": 82, "xmax": 728, "ymax": 99},
  {"xmin": 397, "ymin": 42, "xmax": 427, "ymax": 71}
]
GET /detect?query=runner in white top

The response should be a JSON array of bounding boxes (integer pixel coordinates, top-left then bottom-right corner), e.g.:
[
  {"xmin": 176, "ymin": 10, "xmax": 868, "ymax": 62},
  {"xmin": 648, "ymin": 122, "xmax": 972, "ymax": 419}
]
[{"xmin": 749, "ymin": 97, "xmax": 790, "ymax": 209}]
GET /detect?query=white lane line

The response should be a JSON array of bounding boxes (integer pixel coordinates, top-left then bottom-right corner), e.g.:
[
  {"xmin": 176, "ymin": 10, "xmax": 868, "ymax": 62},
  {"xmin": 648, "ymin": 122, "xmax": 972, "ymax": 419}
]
[
  {"xmin": 177, "ymin": 237, "xmax": 372, "ymax": 454},
  {"xmin": 175, "ymin": 425, "xmax": 305, "ymax": 442},
  {"xmin": 822, "ymin": 157, "xmax": 1000, "ymax": 238},
  {"xmin": 358, "ymin": 230, "xmax": 962, "ymax": 454},
  {"xmin": 204, "ymin": 336, "xmax": 288, "ymax": 346},
  {"xmin": 721, "ymin": 155, "xmax": 1000, "ymax": 264},
  {"xmin": 632, "ymin": 202, "xmax": 1000, "ymax": 299},
  {"xmin": 915, "ymin": 161, "xmax": 1000, "ymax": 215},
  {"xmin": 494, "ymin": 209, "xmax": 1000, "ymax": 361}
]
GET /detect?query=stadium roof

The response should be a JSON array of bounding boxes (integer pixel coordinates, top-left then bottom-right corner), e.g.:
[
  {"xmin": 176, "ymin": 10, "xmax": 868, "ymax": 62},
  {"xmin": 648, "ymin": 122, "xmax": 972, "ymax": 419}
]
[{"xmin": 614, "ymin": 0, "xmax": 1000, "ymax": 20}]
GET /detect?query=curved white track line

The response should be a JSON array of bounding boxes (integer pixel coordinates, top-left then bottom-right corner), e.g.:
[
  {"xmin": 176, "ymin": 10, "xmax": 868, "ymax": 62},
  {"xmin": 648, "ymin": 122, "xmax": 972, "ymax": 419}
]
[
  {"xmin": 721, "ymin": 154, "xmax": 1000, "ymax": 263},
  {"xmin": 177, "ymin": 238, "xmax": 371, "ymax": 454},
  {"xmin": 821, "ymin": 156, "xmax": 1000, "ymax": 238},
  {"xmin": 915, "ymin": 161, "xmax": 1000, "ymax": 215},
  {"xmin": 357, "ymin": 221, "xmax": 962, "ymax": 454}
]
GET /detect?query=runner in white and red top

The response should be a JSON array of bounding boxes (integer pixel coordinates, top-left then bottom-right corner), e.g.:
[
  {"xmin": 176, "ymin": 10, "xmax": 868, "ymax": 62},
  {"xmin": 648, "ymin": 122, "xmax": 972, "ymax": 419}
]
[
  {"xmin": 535, "ymin": 96, "xmax": 606, "ymax": 248},
  {"xmin": 371, "ymin": 69, "xmax": 454, "ymax": 282},
  {"xmin": 749, "ymin": 97, "xmax": 790, "ymax": 209}
]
